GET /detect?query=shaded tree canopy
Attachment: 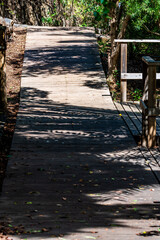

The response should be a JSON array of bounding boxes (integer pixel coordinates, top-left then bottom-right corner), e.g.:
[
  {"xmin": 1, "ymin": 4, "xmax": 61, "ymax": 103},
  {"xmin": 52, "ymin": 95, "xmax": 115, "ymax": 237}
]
[{"xmin": 0, "ymin": 0, "xmax": 54, "ymax": 25}]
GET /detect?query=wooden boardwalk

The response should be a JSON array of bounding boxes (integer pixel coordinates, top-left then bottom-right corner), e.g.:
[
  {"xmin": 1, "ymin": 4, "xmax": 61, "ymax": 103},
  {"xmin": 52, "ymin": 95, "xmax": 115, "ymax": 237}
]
[{"xmin": 0, "ymin": 27, "xmax": 160, "ymax": 240}]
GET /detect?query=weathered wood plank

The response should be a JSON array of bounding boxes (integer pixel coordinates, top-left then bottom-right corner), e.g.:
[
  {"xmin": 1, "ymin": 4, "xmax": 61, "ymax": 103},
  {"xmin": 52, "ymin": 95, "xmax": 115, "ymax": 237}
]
[
  {"xmin": 139, "ymin": 147, "xmax": 160, "ymax": 182},
  {"xmin": 142, "ymin": 56, "xmax": 160, "ymax": 66},
  {"xmin": 129, "ymin": 103, "xmax": 142, "ymax": 123},
  {"xmin": 121, "ymin": 73, "xmax": 160, "ymax": 80},
  {"xmin": 150, "ymin": 148, "xmax": 160, "ymax": 167},
  {"xmin": 122, "ymin": 103, "xmax": 142, "ymax": 134},
  {"xmin": 114, "ymin": 101, "xmax": 139, "ymax": 136},
  {"xmin": 115, "ymin": 39, "xmax": 160, "ymax": 43},
  {"xmin": 116, "ymin": 100, "xmax": 160, "ymax": 148}
]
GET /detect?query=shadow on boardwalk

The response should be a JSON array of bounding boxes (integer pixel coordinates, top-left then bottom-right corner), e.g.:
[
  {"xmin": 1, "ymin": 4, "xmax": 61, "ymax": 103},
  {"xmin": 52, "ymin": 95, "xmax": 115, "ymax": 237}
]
[
  {"xmin": 23, "ymin": 46, "xmax": 102, "ymax": 77},
  {"xmin": 23, "ymin": 28, "xmax": 102, "ymax": 79},
  {"xmin": 1, "ymin": 87, "xmax": 160, "ymax": 239}
]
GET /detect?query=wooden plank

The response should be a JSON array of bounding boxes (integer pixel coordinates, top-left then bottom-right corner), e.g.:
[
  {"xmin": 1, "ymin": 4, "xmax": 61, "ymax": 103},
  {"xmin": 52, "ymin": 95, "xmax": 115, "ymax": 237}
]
[
  {"xmin": 150, "ymin": 148, "xmax": 160, "ymax": 167},
  {"xmin": 120, "ymin": 44, "xmax": 127, "ymax": 102},
  {"xmin": 121, "ymin": 73, "xmax": 142, "ymax": 80},
  {"xmin": 136, "ymin": 103, "xmax": 142, "ymax": 113},
  {"xmin": 121, "ymin": 73, "xmax": 160, "ymax": 80},
  {"xmin": 114, "ymin": 101, "xmax": 139, "ymax": 136},
  {"xmin": 129, "ymin": 103, "xmax": 142, "ymax": 123},
  {"xmin": 115, "ymin": 39, "xmax": 160, "ymax": 43},
  {"xmin": 115, "ymin": 101, "xmax": 160, "ymax": 150},
  {"xmin": 122, "ymin": 103, "xmax": 142, "ymax": 134},
  {"xmin": 139, "ymin": 147, "xmax": 160, "ymax": 182},
  {"xmin": 123, "ymin": 102, "xmax": 160, "ymax": 135},
  {"xmin": 142, "ymin": 56, "xmax": 160, "ymax": 66}
]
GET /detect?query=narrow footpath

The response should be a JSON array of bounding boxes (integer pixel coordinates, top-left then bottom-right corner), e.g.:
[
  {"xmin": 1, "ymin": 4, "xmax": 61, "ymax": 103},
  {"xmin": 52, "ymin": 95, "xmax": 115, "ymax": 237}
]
[{"xmin": 0, "ymin": 27, "xmax": 160, "ymax": 240}]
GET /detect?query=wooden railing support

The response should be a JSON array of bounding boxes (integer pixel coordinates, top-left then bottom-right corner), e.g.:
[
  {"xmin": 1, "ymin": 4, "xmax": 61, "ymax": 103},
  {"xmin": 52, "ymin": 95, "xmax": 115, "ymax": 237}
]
[
  {"xmin": 141, "ymin": 56, "xmax": 158, "ymax": 148},
  {"xmin": 114, "ymin": 39, "xmax": 160, "ymax": 103},
  {"xmin": 120, "ymin": 43, "xmax": 127, "ymax": 102},
  {"xmin": 0, "ymin": 25, "xmax": 7, "ymax": 111},
  {"xmin": 141, "ymin": 60, "xmax": 148, "ymax": 147}
]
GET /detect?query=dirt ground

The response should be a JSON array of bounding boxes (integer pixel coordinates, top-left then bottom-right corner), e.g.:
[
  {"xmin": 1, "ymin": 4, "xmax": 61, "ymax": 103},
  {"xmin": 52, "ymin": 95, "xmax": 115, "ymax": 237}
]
[{"xmin": 0, "ymin": 27, "xmax": 26, "ymax": 191}]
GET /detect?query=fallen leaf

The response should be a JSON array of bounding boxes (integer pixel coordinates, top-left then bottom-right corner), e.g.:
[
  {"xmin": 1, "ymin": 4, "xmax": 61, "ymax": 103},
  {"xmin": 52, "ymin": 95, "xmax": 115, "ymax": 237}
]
[
  {"xmin": 42, "ymin": 228, "xmax": 49, "ymax": 232},
  {"xmin": 26, "ymin": 202, "xmax": 32, "ymax": 205}
]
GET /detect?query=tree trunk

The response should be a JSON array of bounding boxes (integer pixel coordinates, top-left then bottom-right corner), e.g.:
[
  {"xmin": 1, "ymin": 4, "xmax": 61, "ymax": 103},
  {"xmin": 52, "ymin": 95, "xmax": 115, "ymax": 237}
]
[
  {"xmin": 69, "ymin": 0, "xmax": 74, "ymax": 26},
  {"xmin": 0, "ymin": 0, "xmax": 53, "ymax": 25},
  {"xmin": 108, "ymin": 13, "xmax": 130, "ymax": 78},
  {"xmin": 108, "ymin": 1, "xmax": 119, "ymax": 76}
]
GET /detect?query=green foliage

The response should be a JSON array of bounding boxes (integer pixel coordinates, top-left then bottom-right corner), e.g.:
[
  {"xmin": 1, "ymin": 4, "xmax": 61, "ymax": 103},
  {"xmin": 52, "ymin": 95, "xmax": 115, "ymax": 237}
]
[
  {"xmin": 41, "ymin": 0, "xmax": 98, "ymax": 27},
  {"xmin": 124, "ymin": 0, "xmax": 160, "ymax": 38},
  {"xmin": 98, "ymin": 39, "xmax": 110, "ymax": 54},
  {"xmin": 40, "ymin": 0, "xmax": 160, "ymax": 40},
  {"xmin": 116, "ymin": 79, "xmax": 120, "ymax": 89},
  {"xmin": 130, "ymin": 88, "xmax": 142, "ymax": 101}
]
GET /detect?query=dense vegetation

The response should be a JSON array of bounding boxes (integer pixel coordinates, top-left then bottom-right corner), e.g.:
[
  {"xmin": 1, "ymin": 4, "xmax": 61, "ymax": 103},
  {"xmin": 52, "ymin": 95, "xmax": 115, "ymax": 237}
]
[{"xmin": 41, "ymin": 1, "xmax": 160, "ymax": 86}]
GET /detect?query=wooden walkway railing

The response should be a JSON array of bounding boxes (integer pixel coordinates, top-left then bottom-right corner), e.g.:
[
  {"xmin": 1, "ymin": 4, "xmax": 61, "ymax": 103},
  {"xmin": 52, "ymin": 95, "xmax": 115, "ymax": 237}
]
[
  {"xmin": 114, "ymin": 39, "xmax": 160, "ymax": 102},
  {"xmin": 114, "ymin": 39, "xmax": 160, "ymax": 148},
  {"xmin": 140, "ymin": 56, "xmax": 160, "ymax": 148}
]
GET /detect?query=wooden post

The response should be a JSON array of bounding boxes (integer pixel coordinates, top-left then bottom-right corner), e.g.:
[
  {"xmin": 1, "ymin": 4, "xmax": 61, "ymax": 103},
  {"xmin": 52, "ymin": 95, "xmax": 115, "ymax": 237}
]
[
  {"xmin": 142, "ymin": 61, "xmax": 148, "ymax": 147},
  {"xmin": 142, "ymin": 57, "xmax": 157, "ymax": 148},
  {"xmin": 0, "ymin": 25, "xmax": 7, "ymax": 111},
  {"xmin": 120, "ymin": 43, "xmax": 127, "ymax": 102},
  {"xmin": 148, "ymin": 65, "xmax": 156, "ymax": 148}
]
